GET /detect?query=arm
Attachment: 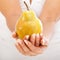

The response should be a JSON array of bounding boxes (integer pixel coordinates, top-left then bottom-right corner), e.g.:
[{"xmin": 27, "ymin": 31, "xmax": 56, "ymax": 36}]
[
  {"xmin": 13, "ymin": 0, "xmax": 60, "ymax": 56},
  {"xmin": 0, "ymin": 0, "xmax": 22, "ymax": 31},
  {"xmin": 40, "ymin": 0, "xmax": 60, "ymax": 40}
]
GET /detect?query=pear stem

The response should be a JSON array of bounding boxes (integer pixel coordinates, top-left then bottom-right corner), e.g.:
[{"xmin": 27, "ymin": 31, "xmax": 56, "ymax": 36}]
[
  {"xmin": 24, "ymin": 1, "xmax": 29, "ymax": 10},
  {"xmin": 30, "ymin": 0, "xmax": 32, "ymax": 4}
]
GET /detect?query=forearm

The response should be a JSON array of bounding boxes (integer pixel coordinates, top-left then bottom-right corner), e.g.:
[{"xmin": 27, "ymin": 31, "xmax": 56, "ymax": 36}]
[
  {"xmin": 0, "ymin": 0, "xmax": 22, "ymax": 32},
  {"xmin": 6, "ymin": 13, "xmax": 21, "ymax": 32},
  {"xmin": 40, "ymin": 0, "xmax": 60, "ymax": 40}
]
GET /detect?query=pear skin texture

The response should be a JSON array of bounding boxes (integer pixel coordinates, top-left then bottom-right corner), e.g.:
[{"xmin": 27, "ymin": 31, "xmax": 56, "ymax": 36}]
[{"xmin": 15, "ymin": 10, "xmax": 43, "ymax": 39}]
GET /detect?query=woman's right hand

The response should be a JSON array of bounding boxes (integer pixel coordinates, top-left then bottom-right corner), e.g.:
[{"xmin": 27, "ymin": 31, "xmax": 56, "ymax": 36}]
[{"xmin": 12, "ymin": 32, "xmax": 48, "ymax": 56}]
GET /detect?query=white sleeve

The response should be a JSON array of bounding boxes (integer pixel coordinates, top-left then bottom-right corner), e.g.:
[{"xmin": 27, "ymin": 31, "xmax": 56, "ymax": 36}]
[
  {"xmin": 30, "ymin": 0, "xmax": 45, "ymax": 17},
  {"xmin": 19, "ymin": 0, "xmax": 30, "ymax": 11}
]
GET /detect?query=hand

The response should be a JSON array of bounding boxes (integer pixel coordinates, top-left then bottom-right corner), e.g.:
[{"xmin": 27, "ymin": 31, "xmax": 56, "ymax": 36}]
[{"xmin": 12, "ymin": 32, "xmax": 48, "ymax": 56}]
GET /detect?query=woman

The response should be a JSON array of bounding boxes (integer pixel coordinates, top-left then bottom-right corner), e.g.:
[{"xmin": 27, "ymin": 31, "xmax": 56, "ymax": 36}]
[{"xmin": 0, "ymin": 0, "xmax": 60, "ymax": 56}]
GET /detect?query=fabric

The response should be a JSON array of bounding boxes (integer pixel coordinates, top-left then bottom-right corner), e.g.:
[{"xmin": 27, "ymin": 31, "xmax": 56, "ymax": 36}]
[{"xmin": 0, "ymin": 0, "xmax": 60, "ymax": 60}]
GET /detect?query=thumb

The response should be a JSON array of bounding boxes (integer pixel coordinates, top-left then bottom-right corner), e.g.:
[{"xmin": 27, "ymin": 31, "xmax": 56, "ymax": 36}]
[{"xmin": 12, "ymin": 32, "xmax": 18, "ymax": 38}]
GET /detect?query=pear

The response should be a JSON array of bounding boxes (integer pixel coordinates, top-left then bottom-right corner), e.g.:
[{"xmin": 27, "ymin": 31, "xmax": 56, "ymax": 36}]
[
  {"xmin": 15, "ymin": 10, "xmax": 43, "ymax": 39},
  {"xmin": 15, "ymin": 1, "xmax": 43, "ymax": 39}
]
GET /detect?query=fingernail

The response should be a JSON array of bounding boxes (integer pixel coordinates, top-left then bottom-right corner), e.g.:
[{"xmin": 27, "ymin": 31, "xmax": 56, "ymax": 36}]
[
  {"xmin": 26, "ymin": 35, "xmax": 29, "ymax": 39},
  {"xmin": 36, "ymin": 34, "xmax": 39, "ymax": 37},
  {"xmin": 17, "ymin": 39, "xmax": 22, "ymax": 44},
  {"xmin": 40, "ymin": 33, "xmax": 43, "ymax": 36},
  {"xmin": 32, "ymin": 34, "xmax": 35, "ymax": 36},
  {"xmin": 24, "ymin": 40, "xmax": 28, "ymax": 44},
  {"xmin": 43, "ymin": 40, "xmax": 46, "ymax": 45},
  {"xmin": 41, "ymin": 39, "xmax": 45, "ymax": 45},
  {"xmin": 43, "ymin": 37, "xmax": 48, "ymax": 45},
  {"xmin": 32, "ymin": 34, "xmax": 36, "ymax": 38}
]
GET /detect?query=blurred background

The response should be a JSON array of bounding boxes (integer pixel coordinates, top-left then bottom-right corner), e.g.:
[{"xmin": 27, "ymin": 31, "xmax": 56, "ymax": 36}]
[{"xmin": 0, "ymin": 0, "xmax": 60, "ymax": 60}]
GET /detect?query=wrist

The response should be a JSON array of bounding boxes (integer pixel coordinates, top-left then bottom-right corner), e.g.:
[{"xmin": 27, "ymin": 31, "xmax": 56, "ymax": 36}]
[{"xmin": 41, "ymin": 19, "xmax": 55, "ymax": 41}]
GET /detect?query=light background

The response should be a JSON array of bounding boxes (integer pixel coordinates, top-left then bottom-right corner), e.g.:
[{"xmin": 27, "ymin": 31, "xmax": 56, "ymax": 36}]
[{"xmin": 0, "ymin": 0, "xmax": 60, "ymax": 60}]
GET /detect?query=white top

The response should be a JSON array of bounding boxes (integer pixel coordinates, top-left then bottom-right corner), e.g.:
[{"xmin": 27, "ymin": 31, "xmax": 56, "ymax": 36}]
[
  {"xmin": 0, "ymin": 0, "xmax": 60, "ymax": 60},
  {"xmin": 19, "ymin": 0, "xmax": 45, "ymax": 16}
]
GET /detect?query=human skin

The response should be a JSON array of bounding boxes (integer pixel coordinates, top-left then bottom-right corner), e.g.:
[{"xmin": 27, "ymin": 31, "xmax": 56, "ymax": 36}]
[
  {"xmin": 0, "ymin": 0, "xmax": 22, "ymax": 31},
  {"xmin": 0, "ymin": 0, "xmax": 60, "ymax": 56},
  {"xmin": 13, "ymin": 0, "xmax": 60, "ymax": 56},
  {"xmin": 40, "ymin": 0, "xmax": 60, "ymax": 40}
]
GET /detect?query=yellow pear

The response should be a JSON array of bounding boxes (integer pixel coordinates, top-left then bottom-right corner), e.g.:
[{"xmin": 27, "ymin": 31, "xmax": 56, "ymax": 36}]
[{"xmin": 15, "ymin": 10, "xmax": 43, "ymax": 39}]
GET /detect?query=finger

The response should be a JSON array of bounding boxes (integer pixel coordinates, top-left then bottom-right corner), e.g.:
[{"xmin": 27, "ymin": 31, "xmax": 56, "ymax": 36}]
[
  {"xmin": 40, "ymin": 37, "xmax": 48, "ymax": 46},
  {"xmin": 24, "ymin": 40, "xmax": 36, "ymax": 52},
  {"xmin": 23, "ymin": 35, "xmax": 29, "ymax": 40},
  {"xmin": 17, "ymin": 39, "xmax": 36, "ymax": 56},
  {"xmin": 39, "ymin": 34, "xmax": 43, "ymax": 40},
  {"xmin": 35, "ymin": 34, "xmax": 40, "ymax": 47},
  {"xmin": 15, "ymin": 41, "xmax": 26, "ymax": 55},
  {"xmin": 36, "ymin": 45, "xmax": 47, "ymax": 54},
  {"xmin": 39, "ymin": 34, "xmax": 43, "ymax": 45},
  {"xmin": 12, "ymin": 32, "xmax": 18, "ymax": 39},
  {"xmin": 24, "ymin": 40, "xmax": 44, "ymax": 54},
  {"xmin": 24, "ymin": 40, "xmax": 48, "ymax": 54},
  {"xmin": 30, "ymin": 34, "xmax": 36, "ymax": 45}
]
